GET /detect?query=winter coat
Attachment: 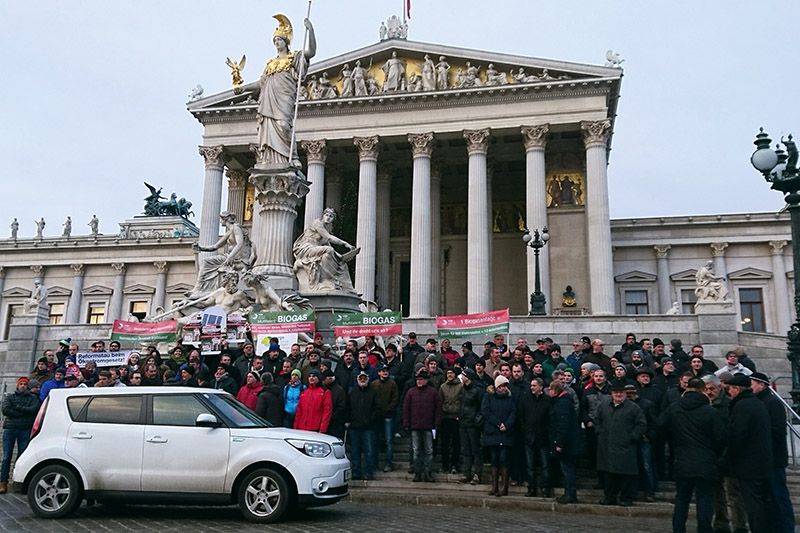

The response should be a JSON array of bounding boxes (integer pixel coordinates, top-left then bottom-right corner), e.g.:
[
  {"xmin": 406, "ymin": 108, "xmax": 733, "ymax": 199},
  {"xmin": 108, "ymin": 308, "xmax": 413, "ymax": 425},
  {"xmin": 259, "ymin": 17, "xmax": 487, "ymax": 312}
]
[
  {"xmin": 458, "ymin": 381, "xmax": 484, "ymax": 428},
  {"xmin": 402, "ymin": 383, "xmax": 442, "ymax": 431},
  {"xmin": 212, "ymin": 373, "xmax": 238, "ymax": 396},
  {"xmin": 658, "ymin": 391, "xmax": 726, "ymax": 480},
  {"xmin": 382, "ymin": 356, "xmax": 403, "ymax": 384},
  {"xmin": 634, "ymin": 396, "xmax": 659, "ymax": 442},
  {"xmin": 2, "ymin": 389, "xmax": 41, "ymax": 429},
  {"xmin": 347, "ymin": 384, "xmax": 378, "ymax": 429},
  {"xmin": 334, "ymin": 363, "xmax": 355, "ymax": 391},
  {"xmin": 236, "ymin": 382, "xmax": 263, "ymax": 410},
  {"xmin": 39, "ymin": 377, "xmax": 65, "ymax": 401},
  {"xmin": 549, "ymin": 392, "xmax": 582, "ymax": 457},
  {"xmin": 371, "ymin": 378, "xmax": 399, "ymax": 418},
  {"xmin": 481, "ymin": 390, "xmax": 516, "ymax": 447},
  {"xmin": 637, "ymin": 383, "xmax": 663, "ymax": 410},
  {"xmin": 350, "ymin": 363, "xmax": 378, "ymax": 386},
  {"xmin": 653, "ymin": 371, "xmax": 678, "ymax": 393},
  {"xmin": 726, "ymin": 389, "xmax": 772, "ymax": 479},
  {"xmin": 595, "ymin": 398, "xmax": 646, "ymax": 475},
  {"xmin": 439, "ymin": 378, "xmax": 463, "ymax": 419},
  {"xmin": 581, "ymin": 383, "xmax": 610, "ymax": 424},
  {"xmin": 283, "ymin": 381, "xmax": 306, "ymax": 414},
  {"xmin": 294, "ymin": 383, "xmax": 332, "ymax": 433},
  {"xmin": 326, "ymin": 383, "xmax": 347, "ymax": 437},
  {"xmin": 542, "ymin": 356, "xmax": 567, "ymax": 379},
  {"xmin": 400, "ymin": 343, "xmax": 425, "ymax": 383},
  {"xmin": 255, "ymin": 384, "xmax": 283, "ymax": 426},
  {"xmin": 517, "ymin": 391, "xmax": 550, "ymax": 446},
  {"xmin": 427, "ymin": 367, "xmax": 445, "ymax": 390},
  {"xmin": 756, "ymin": 388, "xmax": 789, "ymax": 469}
]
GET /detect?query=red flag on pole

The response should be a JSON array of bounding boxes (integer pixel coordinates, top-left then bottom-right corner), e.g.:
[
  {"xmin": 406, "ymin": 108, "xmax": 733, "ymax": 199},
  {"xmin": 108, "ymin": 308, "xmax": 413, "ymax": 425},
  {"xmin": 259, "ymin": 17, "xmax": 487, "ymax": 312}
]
[{"xmin": 406, "ymin": 0, "xmax": 411, "ymax": 19}]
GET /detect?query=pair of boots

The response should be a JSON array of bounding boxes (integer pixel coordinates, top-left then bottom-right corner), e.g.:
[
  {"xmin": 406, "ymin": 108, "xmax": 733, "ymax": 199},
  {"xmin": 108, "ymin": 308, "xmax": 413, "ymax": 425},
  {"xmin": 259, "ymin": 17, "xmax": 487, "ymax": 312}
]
[{"xmin": 488, "ymin": 467, "xmax": 509, "ymax": 497}]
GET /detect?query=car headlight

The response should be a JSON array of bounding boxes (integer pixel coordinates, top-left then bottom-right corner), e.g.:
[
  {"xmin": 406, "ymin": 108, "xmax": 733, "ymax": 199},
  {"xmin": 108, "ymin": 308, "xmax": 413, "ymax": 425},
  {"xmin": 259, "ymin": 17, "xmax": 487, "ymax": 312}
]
[{"xmin": 286, "ymin": 439, "xmax": 332, "ymax": 458}]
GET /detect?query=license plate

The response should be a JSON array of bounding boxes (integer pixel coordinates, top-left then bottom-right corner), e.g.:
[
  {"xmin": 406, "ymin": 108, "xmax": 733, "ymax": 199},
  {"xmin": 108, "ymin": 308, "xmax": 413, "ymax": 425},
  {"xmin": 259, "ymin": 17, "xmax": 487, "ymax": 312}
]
[{"xmin": 343, "ymin": 469, "xmax": 351, "ymax": 482}]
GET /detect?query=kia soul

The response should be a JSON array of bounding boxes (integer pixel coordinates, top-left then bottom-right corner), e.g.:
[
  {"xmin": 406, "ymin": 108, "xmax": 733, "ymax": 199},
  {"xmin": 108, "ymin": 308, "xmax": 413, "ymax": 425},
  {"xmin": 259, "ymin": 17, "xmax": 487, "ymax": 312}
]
[{"xmin": 12, "ymin": 387, "xmax": 350, "ymax": 522}]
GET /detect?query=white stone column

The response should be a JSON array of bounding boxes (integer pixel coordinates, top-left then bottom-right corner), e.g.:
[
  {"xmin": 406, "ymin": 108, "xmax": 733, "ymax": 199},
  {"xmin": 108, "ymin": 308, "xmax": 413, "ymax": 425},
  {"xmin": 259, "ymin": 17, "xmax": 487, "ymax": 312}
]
[
  {"xmin": 225, "ymin": 169, "xmax": 248, "ymax": 223},
  {"xmin": 464, "ymin": 129, "xmax": 492, "ymax": 313},
  {"xmin": 408, "ymin": 132, "xmax": 434, "ymax": 317},
  {"xmin": 65, "ymin": 264, "xmax": 85, "ymax": 324},
  {"xmin": 354, "ymin": 136, "xmax": 380, "ymax": 303},
  {"xmin": 302, "ymin": 139, "xmax": 327, "ymax": 228},
  {"xmin": 376, "ymin": 171, "xmax": 392, "ymax": 309},
  {"xmin": 431, "ymin": 168, "xmax": 442, "ymax": 315},
  {"xmin": 326, "ymin": 170, "xmax": 342, "ymax": 214},
  {"xmin": 582, "ymin": 120, "xmax": 615, "ymax": 315},
  {"xmin": 770, "ymin": 240, "xmax": 790, "ymax": 334},
  {"xmin": 710, "ymin": 242, "xmax": 729, "ymax": 280},
  {"xmin": 522, "ymin": 125, "xmax": 550, "ymax": 312},
  {"xmin": 198, "ymin": 145, "xmax": 226, "ymax": 263},
  {"xmin": 108, "ymin": 263, "xmax": 126, "ymax": 323},
  {"xmin": 0, "ymin": 267, "xmax": 5, "ymax": 323},
  {"xmin": 654, "ymin": 245, "xmax": 672, "ymax": 313},
  {"xmin": 152, "ymin": 261, "xmax": 168, "ymax": 314}
]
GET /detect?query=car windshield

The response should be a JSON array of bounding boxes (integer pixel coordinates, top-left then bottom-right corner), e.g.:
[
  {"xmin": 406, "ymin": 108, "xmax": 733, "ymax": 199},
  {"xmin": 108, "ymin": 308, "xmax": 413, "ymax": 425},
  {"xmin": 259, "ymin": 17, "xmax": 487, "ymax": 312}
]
[{"xmin": 202, "ymin": 393, "xmax": 271, "ymax": 428}]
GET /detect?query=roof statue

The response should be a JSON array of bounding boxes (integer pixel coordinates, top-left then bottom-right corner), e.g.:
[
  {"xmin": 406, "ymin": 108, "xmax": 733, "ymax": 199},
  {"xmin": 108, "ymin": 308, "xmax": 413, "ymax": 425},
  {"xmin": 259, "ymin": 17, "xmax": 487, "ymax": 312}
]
[
  {"xmin": 381, "ymin": 15, "xmax": 408, "ymax": 41},
  {"xmin": 143, "ymin": 182, "xmax": 194, "ymax": 219},
  {"xmin": 605, "ymin": 50, "xmax": 624, "ymax": 68},
  {"xmin": 225, "ymin": 55, "xmax": 246, "ymax": 94},
  {"xmin": 188, "ymin": 84, "xmax": 203, "ymax": 101}
]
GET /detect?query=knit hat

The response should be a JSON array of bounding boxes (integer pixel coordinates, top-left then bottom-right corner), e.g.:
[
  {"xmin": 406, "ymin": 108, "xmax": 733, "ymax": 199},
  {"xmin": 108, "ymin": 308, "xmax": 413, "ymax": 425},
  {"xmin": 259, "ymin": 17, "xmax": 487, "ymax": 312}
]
[
  {"xmin": 750, "ymin": 372, "xmax": 770, "ymax": 385},
  {"xmin": 28, "ymin": 379, "xmax": 40, "ymax": 389},
  {"xmin": 16, "ymin": 377, "xmax": 29, "ymax": 388},
  {"xmin": 463, "ymin": 369, "xmax": 478, "ymax": 381},
  {"xmin": 55, "ymin": 367, "xmax": 66, "ymax": 375},
  {"xmin": 494, "ymin": 375, "xmax": 509, "ymax": 388},
  {"xmin": 59, "ymin": 337, "xmax": 72, "ymax": 347},
  {"xmin": 308, "ymin": 368, "xmax": 322, "ymax": 379},
  {"xmin": 461, "ymin": 341, "xmax": 473, "ymax": 350},
  {"xmin": 652, "ymin": 338, "xmax": 664, "ymax": 347},
  {"xmin": 37, "ymin": 356, "xmax": 48, "ymax": 364},
  {"xmin": 291, "ymin": 368, "xmax": 302, "ymax": 378},
  {"xmin": 727, "ymin": 374, "xmax": 751, "ymax": 388},
  {"xmin": 268, "ymin": 342, "xmax": 280, "ymax": 353}
]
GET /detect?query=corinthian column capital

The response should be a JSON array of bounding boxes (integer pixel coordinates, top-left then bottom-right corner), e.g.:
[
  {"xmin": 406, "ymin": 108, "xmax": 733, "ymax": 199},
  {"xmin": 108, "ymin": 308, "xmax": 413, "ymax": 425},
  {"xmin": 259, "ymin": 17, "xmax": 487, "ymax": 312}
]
[
  {"xmin": 581, "ymin": 119, "xmax": 612, "ymax": 147},
  {"xmin": 654, "ymin": 244, "xmax": 671, "ymax": 259},
  {"xmin": 301, "ymin": 139, "xmax": 328, "ymax": 163},
  {"xmin": 769, "ymin": 240, "xmax": 788, "ymax": 255},
  {"xmin": 354, "ymin": 136, "xmax": 380, "ymax": 162},
  {"xmin": 408, "ymin": 132, "xmax": 435, "ymax": 158},
  {"xmin": 463, "ymin": 128, "xmax": 490, "ymax": 155},
  {"xmin": 198, "ymin": 145, "xmax": 226, "ymax": 169},
  {"xmin": 521, "ymin": 124, "xmax": 550, "ymax": 151},
  {"xmin": 225, "ymin": 169, "xmax": 249, "ymax": 190}
]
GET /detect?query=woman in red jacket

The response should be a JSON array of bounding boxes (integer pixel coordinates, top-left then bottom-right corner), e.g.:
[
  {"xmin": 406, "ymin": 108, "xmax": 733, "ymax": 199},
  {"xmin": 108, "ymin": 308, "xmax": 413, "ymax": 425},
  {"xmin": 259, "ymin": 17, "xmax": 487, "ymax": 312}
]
[
  {"xmin": 236, "ymin": 371, "xmax": 263, "ymax": 410},
  {"xmin": 293, "ymin": 369, "xmax": 332, "ymax": 433}
]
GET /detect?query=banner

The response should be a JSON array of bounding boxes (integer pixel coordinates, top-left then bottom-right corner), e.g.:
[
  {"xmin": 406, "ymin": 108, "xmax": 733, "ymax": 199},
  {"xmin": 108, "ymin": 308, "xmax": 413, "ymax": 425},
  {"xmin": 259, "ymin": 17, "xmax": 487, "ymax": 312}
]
[
  {"xmin": 333, "ymin": 311, "xmax": 402, "ymax": 337},
  {"xmin": 255, "ymin": 333, "xmax": 299, "ymax": 357},
  {"xmin": 436, "ymin": 309, "xmax": 509, "ymax": 337},
  {"xmin": 201, "ymin": 306, "xmax": 227, "ymax": 334},
  {"xmin": 249, "ymin": 310, "xmax": 316, "ymax": 335},
  {"xmin": 111, "ymin": 319, "xmax": 178, "ymax": 344},
  {"xmin": 75, "ymin": 350, "xmax": 132, "ymax": 369}
]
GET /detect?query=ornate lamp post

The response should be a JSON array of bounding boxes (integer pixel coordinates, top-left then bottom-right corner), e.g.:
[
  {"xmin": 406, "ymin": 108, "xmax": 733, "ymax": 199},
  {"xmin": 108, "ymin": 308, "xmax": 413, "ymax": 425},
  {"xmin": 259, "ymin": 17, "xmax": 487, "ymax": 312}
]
[
  {"xmin": 751, "ymin": 128, "xmax": 800, "ymax": 411},
  {"xmin": 522, "ymin": 226, "xmax": 550, "ymax": 315}
]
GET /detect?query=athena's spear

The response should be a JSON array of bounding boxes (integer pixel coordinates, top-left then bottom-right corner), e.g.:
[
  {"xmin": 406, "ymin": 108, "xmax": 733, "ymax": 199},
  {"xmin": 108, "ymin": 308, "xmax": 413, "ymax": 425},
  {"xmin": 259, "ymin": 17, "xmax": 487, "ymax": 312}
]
[{"xmin": 288, "ymin": 0, "xmax": 313, "ymax": 167}]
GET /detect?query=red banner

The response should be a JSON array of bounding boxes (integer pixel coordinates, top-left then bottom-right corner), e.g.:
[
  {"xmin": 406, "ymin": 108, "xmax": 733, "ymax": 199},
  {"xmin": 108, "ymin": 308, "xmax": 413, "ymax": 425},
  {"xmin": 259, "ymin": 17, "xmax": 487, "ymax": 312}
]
[
  {"xmin": 436, "ymin": 309, "xmax": 510, "ymax": 337},
  {"xmin": 111, "ymin": 320, "xmax": 178, "ymax": 343}
]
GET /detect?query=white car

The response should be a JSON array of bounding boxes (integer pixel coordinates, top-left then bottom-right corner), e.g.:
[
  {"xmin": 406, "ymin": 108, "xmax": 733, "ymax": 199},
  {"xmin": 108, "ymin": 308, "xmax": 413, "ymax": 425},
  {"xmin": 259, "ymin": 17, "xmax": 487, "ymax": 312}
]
[{"xmin": 12, "ymin": 387, "xmax": 349, "ymax": 522}]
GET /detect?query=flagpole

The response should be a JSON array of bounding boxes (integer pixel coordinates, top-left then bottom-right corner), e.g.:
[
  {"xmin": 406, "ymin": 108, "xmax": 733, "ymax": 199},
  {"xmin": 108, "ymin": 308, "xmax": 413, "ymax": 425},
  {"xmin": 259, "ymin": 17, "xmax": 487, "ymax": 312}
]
[{"xmin": 289, "ymin": 0, "xmax": 313, "ymax": 167}]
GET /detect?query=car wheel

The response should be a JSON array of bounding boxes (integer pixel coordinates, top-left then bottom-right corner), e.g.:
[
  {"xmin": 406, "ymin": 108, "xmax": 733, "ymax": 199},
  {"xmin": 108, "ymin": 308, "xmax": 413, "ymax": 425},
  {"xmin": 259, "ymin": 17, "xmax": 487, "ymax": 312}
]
[
  {"xmin": 27, "ymin": 465, "xmax": 83, "ymax": 518},
  {"xmin": 237, "ymin": 468, "xmax": 290, "ymax": 523}
]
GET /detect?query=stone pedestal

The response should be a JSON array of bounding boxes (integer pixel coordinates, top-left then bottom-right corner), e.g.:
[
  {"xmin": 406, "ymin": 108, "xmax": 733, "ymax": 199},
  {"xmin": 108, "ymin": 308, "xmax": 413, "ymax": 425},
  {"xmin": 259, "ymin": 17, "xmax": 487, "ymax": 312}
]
[
  {"xmin": 695, "ymin": 300, "xmax": 739, "ymax": 357},
  {"xmin": 248, "ymin": 165, "xmax": 310, "ymax": 291},
  {"xmin": 118, "ymin": 216, "xmax": 199, "ymax": 240},
  {"xmin": 302, "ymin": 291, "xmax": 363, "ymax": 341},
  {"xmin": 4, "ymin": 314, "xmax": 47, "ymax": 381}
]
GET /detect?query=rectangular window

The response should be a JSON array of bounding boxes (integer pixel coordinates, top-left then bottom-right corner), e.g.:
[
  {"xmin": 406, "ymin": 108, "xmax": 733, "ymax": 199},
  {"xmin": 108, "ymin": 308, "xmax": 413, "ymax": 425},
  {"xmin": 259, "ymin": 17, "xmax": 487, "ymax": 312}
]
[
  {"xmin": 87, "ymin": 303, "xmax": 106, "ymax": 324},
  {"xmin": 84, "ymin": 396, "xmax": 143, "ymax": 424},
  {"xmin": 681, "ymin": 289, "xmax": 697, "ymax": 315},
  {"xmin": 3, "ymin": 304, "xmax": 23, "ymax": 339},
  {"xmin": 739, "ymin": 288, "xmax": 766, "ymax": 332},
  {"xmin": 152, "ymin": 395, "xmax": 209, "ymax": 426},
  {"xmin": 49, "ymin": 303, "xmax": 65, "ymax": 325},
  {"xmin": 129, "ymin": 301, "xmax": 148, "ymax": 322},
  {"xmin": 624, "ymin": 290, "xmax": 649, "ymax": 315}
]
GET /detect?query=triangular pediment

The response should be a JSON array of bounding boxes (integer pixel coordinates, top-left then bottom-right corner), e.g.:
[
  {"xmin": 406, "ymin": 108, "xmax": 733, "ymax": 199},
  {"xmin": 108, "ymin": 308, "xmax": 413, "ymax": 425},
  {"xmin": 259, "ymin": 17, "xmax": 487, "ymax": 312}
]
[
  {"xmin": 189, "ymin": 39, "xmax": 622, "ymax": 113},
  {"xmin": 670, "ymin": 269, "xmax": 698, "ymax": 282},
  {"xmin": 123, "ymin": 284, "xmax": 155, "ymax": 295},
  {"xmin": 2, "ymin": 287, "xmax": 31, "ymax": 298},
  {"xmin": 615, "ymin": 271, "xmax": 657, "ymax": 282},
  {"xmin": 82, "ymin": 285, "xmax": 114, "ymax": 296},
  {"xmin": 728, "ymin": 267, "xmax": 772, "ymax": 280},
  {"xmin": 47, "ymin": 286, "xmax": 72, "ymax": 297},
  {"xmin": 166, "ymin": 282, "xmax": 193, "ymax": 294}
]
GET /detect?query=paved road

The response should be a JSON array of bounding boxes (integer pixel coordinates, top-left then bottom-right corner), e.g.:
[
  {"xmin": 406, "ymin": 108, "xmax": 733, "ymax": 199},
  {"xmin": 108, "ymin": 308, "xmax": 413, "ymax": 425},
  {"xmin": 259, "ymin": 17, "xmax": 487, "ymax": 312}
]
[{"xmin": 0, "ymin": 493, "xmax": 675, "ymax": 532}]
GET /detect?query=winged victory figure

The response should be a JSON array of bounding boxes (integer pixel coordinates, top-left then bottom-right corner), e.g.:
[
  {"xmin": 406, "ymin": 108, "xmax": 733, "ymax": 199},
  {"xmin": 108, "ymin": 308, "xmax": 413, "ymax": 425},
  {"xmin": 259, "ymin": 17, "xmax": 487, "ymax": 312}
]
[{"xmin": 226, "ymin": 54, "xmax": 247, "ymax": 94}]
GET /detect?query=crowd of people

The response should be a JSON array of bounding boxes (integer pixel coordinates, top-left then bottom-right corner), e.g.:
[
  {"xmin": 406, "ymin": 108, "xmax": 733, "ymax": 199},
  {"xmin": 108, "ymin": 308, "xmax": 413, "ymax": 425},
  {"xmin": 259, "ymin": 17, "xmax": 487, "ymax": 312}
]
[{"xmin": 2, "ymin": 331, "xmax": 796, "ymax": 532}]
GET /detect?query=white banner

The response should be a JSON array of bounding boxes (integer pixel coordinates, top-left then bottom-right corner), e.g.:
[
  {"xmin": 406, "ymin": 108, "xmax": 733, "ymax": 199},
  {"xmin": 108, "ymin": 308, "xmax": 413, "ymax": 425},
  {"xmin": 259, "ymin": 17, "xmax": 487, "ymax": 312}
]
[
  {"xmin": 255, "ymin": 333, "xmax": 298, "ymax": 357},
  {"xmin": 75, "ymin": 350, "xmax": 132, "ymax": 369}
]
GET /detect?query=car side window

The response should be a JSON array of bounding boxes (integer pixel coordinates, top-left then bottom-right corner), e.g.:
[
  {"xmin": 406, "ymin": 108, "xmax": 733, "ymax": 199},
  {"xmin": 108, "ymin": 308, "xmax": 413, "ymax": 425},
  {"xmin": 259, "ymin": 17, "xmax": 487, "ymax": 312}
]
[
  {"xmin": 152, "ymin": 394, "xmax": 210, "ymax": 427},
  {"xmin": 84, "ymin": 396, "xmax": 143, "ymax": 424},
  {"xmin": 66, "ymin": 396, "xmax": 90, "ymax": 420}
]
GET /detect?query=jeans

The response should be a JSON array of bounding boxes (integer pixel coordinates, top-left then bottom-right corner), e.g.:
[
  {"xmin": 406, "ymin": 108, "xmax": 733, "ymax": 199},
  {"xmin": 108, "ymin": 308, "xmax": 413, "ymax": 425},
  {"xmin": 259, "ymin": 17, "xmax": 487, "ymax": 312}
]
[
  {"xmin": 382, "ymin": 416, "xmax": 396, "ymax": 467},
  {"xmin": 440, "ymin": 418, "xmax": 460, "ymax": 470},
  {"xmin": 459, "ymin": 426, "xmax": 481, "ymax": 477},
  {"xmin": 769, "ymin": 467, "xmax": 795, "ymax": 533},
  {"xmin": 638, "ymin": 440, "xmax": 657, "ymax": 496},
  {"xmin": 1, "ymin": 428, "xmax": 31, "ymax": 483},
  {"xmin": 349, "ymin": 428, "xmax": 376, "ymax": 478},
  {"xmin": 488, "ymin": 445, "xmax": 509, "ymax": 468},
  {"xmin": 672, "ymin": 477, "xmax": 713, "ymax": 533},
  {"xmin": 524, "ymin": 443, "xmax": 550, "ymax": 490},
  {"xmin": 559, "ymin": 455, "xmax": 577, "ymax": 499},
  {"xmin": 411, "ymin": 430, "xmax": 433, "ymax": 474}
]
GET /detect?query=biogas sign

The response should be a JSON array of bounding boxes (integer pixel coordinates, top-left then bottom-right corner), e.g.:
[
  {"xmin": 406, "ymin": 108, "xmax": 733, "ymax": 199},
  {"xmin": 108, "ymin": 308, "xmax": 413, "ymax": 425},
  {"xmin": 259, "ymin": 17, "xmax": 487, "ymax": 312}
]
[{"xmin": 333, "ymin": 311, "xmax": 402, "ymax": 337}]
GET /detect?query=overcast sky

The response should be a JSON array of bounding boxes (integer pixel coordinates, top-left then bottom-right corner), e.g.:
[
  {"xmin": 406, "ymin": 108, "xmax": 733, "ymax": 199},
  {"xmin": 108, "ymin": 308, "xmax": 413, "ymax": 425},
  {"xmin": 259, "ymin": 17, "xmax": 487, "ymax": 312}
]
[{"xmin": 2, "ymin": 1, "xmax": 799, "ymax": 237}]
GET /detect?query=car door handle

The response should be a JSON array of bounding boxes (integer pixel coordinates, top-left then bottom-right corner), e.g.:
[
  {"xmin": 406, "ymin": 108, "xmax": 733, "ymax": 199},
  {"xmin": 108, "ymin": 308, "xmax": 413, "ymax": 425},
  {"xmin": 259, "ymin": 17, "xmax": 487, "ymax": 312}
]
[
  {"xmin": 146, "ymin": 436, "xmax": 168, "ymax": 443},
  {"xmin": 71, "ymin": 432, "xmax": 92, "ymax": 440}
]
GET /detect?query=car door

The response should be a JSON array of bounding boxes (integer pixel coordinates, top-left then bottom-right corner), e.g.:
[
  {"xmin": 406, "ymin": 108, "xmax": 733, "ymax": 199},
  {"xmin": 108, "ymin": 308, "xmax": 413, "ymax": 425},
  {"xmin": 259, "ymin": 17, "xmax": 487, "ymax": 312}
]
[
  {"xmin": 64, "ymin": 394, "xmax": 144, "ymax": 491},
  {"xmin": 140, "ymin": 393, "xmax": 231, "ymax": 494}
]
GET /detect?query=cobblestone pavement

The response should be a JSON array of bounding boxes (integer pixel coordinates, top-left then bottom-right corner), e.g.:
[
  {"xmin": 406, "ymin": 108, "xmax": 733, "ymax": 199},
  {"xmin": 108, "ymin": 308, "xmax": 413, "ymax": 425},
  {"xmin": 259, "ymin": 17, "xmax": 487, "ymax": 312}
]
[{"xmin": 0, "ymin": 493, "xmax": 675, "ymax": 532}]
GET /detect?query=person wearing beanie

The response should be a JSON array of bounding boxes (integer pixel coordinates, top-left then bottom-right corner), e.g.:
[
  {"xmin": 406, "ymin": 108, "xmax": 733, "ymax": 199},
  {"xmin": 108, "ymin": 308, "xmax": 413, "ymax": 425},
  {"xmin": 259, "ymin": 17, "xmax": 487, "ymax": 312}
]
[
  {"xmin": 481, "ymin": 374, "xmax": 516, "ymax": 497},
  {"xmin": 282, "ymin": 368, "xmax": 306, "ymax": 428},
  {"xmin": 254, "ymin": 372, "xmax": 284, "ymax": 427},
  {"xmin": 29, "ymin": 356, "xmax": 53, "ymax": 383},
  {"xmin": 371, "ymin": 364, "xmax": 399, "ymax": 472},
  {"xmin": 347, "ymin": 372, "xmax": 379, "ymax": 480},
  {"xmin": 541, "ymin": 344, "xmax": 566, "ymax": 380},
  {"xmin": 236, "ymin": 371, "xmax": 264, "ymax": 410},
  {"xmin": 293, "ymin": 369, "xmax": 332, "ymax": 433},
  {"xmin": 1, "ymin": 377, "xmax": 41, "ymax": 493},
  {"xmin": 403, "ymin": 369, "xmax": 442, "ymax": 482}
]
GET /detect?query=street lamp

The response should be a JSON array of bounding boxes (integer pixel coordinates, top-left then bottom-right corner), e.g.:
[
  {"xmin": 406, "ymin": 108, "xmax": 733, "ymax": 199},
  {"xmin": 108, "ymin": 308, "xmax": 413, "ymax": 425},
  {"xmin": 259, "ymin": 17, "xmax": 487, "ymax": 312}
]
[
  {"xmin": 522, "ymin": 226, "xmax": 550, "ymax": 315},
  {"xmin": 751, "ymin": 127, "xmax": 800, "ymax": 411}
]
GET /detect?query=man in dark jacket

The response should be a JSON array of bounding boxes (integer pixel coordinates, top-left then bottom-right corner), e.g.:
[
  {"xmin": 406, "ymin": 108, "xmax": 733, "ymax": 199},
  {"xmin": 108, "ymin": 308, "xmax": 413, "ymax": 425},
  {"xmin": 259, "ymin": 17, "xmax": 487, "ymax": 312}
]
[
  {"xmin": 481, "ymin": 375, "xmax": 516, "ymax": 497},
  {"xmin": 323, "ymin": 370, "xmax": 347, "ymax": 440},
  {"xmin": 581, "ymin": 368, "xmax": 610, "ymax": 474},
  {"xmin": 1, "ymin": 377, "xmax": 41, "ymax": 493},
  {"xmin": 371, "ymin": 364, "xmax": 399, "ymax": 472},
  {"xmin": 549, "ymin": 379, "xmax": 581, "ymax": 504},
  {"xmin": 595, "ymin": 380, "xmax": 647, "ymax": 506},
  {"xmin": 626, "ymin": 384, "xmax": 658, "ymax": 502},
  {"xmin": 458, "ymin": 369, "xmax": 484, "ymax": 484},
  {"xmin": 458, "ymin": 341, "xmax": 480, "ymax": 370},
  {"xmin": 438, "ymin": 368, "xmax": 463, "ymax": 474},
  {"xmin": 212, "ymin": 364, "xmax": 239, "ymax": 396},
  {"xmin": 347, "ymin": 371, "xmax": 379, "ymax": 480},
  {"xmin": 725, "ymin": 373, "xmax": 774, "ymax": 533},
  {"xmin": 658, "ymin": 377, "xmax": 726, "ymax": 533},
  {"xmin": 334, "ymin": 351, "xmax": 356, "ymax": 391},
  {"xmin": 518, "ymin": 377, "xmax": 551, "ymax": 497},
  {"xmin": 255, "ymin": 372, "xmax": 284, "ymax": 427},
  {"xmin": 750, "ymin": 372, "xmax": 794, "ymax": 533},
  {"xmin": 400, "ymin": 332, "xmax": 425, "ymax": 384},
  {"xmin": 402, "ymin": 370, "xmax": 442, "ymax": 482}
]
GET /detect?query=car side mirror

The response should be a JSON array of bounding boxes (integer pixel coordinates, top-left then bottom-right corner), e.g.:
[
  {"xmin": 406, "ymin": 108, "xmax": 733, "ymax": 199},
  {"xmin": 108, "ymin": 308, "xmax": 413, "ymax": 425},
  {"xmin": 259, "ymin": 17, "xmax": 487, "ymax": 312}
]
[{"xmin": 196, "ymin": 413, "xmax": 222, "ymax": 428}]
